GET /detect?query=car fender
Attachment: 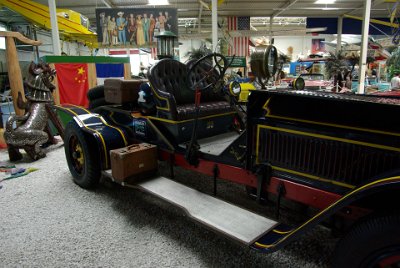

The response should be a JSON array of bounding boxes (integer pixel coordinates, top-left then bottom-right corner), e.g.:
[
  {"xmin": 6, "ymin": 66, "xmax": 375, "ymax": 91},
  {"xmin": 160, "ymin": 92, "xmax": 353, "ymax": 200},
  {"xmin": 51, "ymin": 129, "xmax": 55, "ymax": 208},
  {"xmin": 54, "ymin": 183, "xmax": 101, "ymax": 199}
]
[{"xmin": 58, "ymin": 104, "xmax": 129, "ymax": 169}]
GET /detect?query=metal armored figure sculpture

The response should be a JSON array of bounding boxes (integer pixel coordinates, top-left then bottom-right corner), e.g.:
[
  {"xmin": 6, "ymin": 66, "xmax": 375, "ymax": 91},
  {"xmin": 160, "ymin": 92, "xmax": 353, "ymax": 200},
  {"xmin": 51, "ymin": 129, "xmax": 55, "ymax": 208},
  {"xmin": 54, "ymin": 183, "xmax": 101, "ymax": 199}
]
[{"xmin": 4, "ymin": 62, "xmax": 57, "ymax": 161}]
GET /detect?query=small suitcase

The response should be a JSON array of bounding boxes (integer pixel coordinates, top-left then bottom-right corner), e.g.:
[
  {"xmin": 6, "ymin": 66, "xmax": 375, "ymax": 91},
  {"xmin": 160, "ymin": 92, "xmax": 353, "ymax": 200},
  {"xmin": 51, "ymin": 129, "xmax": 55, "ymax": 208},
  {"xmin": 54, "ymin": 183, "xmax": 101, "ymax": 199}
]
[
  {"xmin": 104, "ymin": 79, "xmax": 145, "ymax": 104},
  {"xmin": 110, "ymin": 143, "xmax": 157, "ymax": 182}
]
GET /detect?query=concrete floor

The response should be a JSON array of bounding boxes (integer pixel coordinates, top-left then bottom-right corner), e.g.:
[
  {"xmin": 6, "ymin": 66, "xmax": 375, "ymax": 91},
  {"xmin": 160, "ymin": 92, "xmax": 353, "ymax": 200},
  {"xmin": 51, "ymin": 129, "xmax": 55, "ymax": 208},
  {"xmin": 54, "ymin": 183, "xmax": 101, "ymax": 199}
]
[{"xmin": 0, "ymin": 143, "xmax": 336, "ymax": 267}]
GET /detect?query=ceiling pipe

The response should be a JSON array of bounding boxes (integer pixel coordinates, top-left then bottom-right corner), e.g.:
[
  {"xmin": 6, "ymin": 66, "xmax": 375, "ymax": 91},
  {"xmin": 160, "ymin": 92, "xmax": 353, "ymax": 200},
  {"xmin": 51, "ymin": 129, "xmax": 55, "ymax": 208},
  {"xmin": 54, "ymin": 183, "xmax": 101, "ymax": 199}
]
[
  {"xmin": 101, "ymin": 0, "xmax": 114, "ymax": 8},
  {"xmin": 197, "ymin": 4, "xmax": 203, "ymax": 33}
]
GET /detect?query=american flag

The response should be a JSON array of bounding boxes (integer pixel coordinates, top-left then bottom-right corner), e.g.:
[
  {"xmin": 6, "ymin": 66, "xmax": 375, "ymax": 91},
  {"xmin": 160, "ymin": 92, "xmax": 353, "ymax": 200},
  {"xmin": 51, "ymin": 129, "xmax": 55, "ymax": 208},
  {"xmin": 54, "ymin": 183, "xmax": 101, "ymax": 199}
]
[{"xmin": 228, "ymin": 16, "xmax": 250, "ymax": 57}]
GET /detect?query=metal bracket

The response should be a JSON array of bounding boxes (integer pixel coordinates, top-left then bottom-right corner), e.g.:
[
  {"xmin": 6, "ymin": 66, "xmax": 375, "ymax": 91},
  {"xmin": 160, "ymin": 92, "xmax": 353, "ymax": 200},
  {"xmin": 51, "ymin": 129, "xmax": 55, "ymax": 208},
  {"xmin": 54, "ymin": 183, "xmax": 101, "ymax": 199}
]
[
  {"xmin": 169, "ymin": 153, "xmax": 175, "ymax": 179},
  {"xmin": 275, "ymin": 182, "xmax": 286, "ymax": 219},
  {"xmin": 213, "ymin": 164, "xmax": 219, "ymax": 196},
  {"xmin": 255, "ymin": 163, "xmax": 272, "ymax": 203}
]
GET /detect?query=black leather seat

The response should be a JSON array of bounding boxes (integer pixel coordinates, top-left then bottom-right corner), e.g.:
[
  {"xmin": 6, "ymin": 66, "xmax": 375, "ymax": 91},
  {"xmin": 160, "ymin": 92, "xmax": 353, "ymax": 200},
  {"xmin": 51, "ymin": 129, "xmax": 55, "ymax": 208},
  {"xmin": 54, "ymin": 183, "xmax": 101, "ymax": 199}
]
[{"xmin": 148, "ymin": 58, "xmax": 233, "ymax": 121}]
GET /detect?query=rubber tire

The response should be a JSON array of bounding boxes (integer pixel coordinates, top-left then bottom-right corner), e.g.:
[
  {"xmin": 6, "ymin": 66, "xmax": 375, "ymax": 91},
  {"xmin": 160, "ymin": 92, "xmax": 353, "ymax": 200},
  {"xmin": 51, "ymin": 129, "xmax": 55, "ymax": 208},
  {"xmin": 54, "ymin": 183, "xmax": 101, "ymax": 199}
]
[
  {"xmin": 87, "ymin": 85, "xmax": 105, "ymax": 100},
  {"xmin": 332, "ymin": 213, "xmax": 400, "ymax": 268},
  {"xmin": 64, "ymin": 121, "xmax": 101, "ymax": 189},
  {"xmin": 88, "ymin": 97, "xmax": 109, "ymax": 110}
]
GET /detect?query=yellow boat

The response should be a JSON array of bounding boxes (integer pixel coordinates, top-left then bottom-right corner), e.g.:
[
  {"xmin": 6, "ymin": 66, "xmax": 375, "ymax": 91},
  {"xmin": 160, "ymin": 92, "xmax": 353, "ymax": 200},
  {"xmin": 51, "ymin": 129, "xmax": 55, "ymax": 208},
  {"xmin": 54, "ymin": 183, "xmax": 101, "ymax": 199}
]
[{"xmin": 0, "ymin": 0, "xmax": 98, "ymax": 47}]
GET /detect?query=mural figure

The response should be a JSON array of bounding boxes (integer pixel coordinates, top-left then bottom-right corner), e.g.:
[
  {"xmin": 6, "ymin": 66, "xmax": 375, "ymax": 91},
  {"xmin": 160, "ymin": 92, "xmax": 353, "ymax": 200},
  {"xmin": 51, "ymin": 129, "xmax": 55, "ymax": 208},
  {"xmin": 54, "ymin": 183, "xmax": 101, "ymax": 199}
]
[
  {"xmin": 128, "ymin": 13, "xmax": 136, "ymax": 45},
  {"xmin": 99, "ymin": 12, "xmax": 109, "ymax": 45},
  {"xmin": 96, "ymin": 8, "xmax": 178, "ymax": 48},
  {"xmin": 136, "ymin": 15, "xmax": 145, "ymax": 46},
  {"xmin": 158, "ymin": 11, "xmax": 166, "ymax": 31},
  {"xmin": 149, "ymin": 14, "xmax": 156, "ymax": 44},
  {"xmin": 106, "ymin": 15, "xmax": 113, "ymax": 45},
  {"xmin": 116, "ymin": 11, "xmax": 127, "ymax": 46},
  {"xmin": 165, "ymin": 11, "xmax": 171, "ymax": 30},
  {"xmin": 108, "ymin": 17, "xmax": 117, "ymax": 46},
  {"xmin": 143, "ymin": 13, "xmax": 150, "ymax": 43},
  {"xmin": 154, "ymin": 17, "xmax": 160, "ymax": 39}
]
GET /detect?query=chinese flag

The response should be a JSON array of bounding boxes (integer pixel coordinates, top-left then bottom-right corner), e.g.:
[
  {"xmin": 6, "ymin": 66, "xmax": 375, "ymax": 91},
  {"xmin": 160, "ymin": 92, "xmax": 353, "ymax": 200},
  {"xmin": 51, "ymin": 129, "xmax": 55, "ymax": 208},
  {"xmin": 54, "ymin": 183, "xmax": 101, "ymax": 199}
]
[{"xmin": 55, "ymin": 63, "xmax": 89, "ymax": 107}]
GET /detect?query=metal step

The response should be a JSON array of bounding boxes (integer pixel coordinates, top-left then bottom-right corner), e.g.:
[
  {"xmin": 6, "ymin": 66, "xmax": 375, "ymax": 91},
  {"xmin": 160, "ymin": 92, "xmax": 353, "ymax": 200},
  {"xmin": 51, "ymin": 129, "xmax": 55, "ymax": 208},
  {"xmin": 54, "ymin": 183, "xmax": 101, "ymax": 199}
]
[{"xmin": 103, "ymin": 171, "xmax": 278, "ymax": 245}]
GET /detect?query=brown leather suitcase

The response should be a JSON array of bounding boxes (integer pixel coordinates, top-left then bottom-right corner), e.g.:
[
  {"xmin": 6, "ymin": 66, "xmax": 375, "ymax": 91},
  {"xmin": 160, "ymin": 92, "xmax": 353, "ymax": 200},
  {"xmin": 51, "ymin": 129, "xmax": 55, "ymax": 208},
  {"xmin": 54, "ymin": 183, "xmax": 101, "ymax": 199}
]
[
  {"xmin": 104, "ymin": 79, "xmax": 145, "ymax": 104},
  {"xmin": 110, "ymin": 143, "xmax": 157, "ymax": 182}
]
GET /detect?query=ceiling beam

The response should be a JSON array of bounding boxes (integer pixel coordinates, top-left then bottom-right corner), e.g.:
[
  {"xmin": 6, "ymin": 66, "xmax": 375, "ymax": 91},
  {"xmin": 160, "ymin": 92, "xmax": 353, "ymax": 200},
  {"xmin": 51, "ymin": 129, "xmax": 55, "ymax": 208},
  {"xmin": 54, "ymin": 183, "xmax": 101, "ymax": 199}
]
[
  {"xmin": 198, "ymin": 0, "xmax": 210, "ymax": 10},
  {"xmin": 345, "ymin": 0, "xmax": 387, "ymax": 15},
  {"xmin": 101, "ymin": 0, "xmax": 115, "ymax": 8},
  {"xmin": 197, "ymin": 4, "xmax": 203, "ymax": 33},
  {"xmin": 272, "ymin": 0, "xmax": 300, "ymax": 18},
  {"xmin": 344, "ymin": 14, "xmax": 399, "ymax": 28}
]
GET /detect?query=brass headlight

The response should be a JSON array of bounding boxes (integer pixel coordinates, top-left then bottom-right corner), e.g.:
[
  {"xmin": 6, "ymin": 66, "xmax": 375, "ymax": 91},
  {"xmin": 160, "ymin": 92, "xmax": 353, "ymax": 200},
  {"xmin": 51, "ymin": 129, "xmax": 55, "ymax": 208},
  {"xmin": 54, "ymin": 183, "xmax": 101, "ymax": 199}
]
[
  {"xmin": 229, "ymin": 81, "xmax": 241, "ymax": 97},
  {"xmin": 293, "ymin": 77, "xmax": 305, "ymax": 90}
]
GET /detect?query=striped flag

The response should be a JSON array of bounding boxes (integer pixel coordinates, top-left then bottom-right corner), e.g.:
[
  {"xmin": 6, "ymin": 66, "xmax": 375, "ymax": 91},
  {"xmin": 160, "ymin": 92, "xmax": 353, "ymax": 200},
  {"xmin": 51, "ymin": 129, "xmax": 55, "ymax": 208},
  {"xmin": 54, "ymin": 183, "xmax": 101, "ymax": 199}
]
[
  {"xmin": 228, "ymin": 16, "xmax": 250, "ymax": 57},
  {"xmin": 151, "ymin": 47, "xmax": 158, "ymax": 60}
]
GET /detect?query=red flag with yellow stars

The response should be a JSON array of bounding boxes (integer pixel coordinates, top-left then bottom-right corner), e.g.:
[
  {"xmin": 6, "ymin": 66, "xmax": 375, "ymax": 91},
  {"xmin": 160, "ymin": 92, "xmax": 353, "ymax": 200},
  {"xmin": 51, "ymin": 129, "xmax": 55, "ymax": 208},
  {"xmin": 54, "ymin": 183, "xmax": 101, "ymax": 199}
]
[{"xmin": 55, "ymin": 63, "xmax": 89, "ymax": 107}]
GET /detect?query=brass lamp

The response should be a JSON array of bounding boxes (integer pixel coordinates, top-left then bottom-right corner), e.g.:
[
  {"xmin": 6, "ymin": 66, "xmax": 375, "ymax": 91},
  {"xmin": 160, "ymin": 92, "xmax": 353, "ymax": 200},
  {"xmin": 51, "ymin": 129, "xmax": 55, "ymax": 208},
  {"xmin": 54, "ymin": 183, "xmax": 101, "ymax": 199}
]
[{"xmin": 155, "ymin": 31, "xmax": 177, "ymax": 59}]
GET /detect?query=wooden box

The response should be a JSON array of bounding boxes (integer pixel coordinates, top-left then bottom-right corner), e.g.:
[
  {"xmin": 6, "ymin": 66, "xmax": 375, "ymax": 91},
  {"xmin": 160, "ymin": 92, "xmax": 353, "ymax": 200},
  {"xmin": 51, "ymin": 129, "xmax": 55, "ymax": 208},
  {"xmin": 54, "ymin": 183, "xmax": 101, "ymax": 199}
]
[
  {"xmin": 110, "ymin": 143, "xmax": 157, "ymax": 182},
  {"xmin": 104, "ymin": 79, "xmax": 144, "ymax": 104}
]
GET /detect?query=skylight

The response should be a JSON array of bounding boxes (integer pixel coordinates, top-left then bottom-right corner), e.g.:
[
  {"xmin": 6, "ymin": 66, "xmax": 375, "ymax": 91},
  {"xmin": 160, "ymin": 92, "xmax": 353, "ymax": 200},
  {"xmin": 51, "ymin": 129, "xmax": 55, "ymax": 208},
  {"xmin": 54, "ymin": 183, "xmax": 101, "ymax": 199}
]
[
  {"xmin": 148, "ymin": 0, "xmax": 170, "ymax": 5},
  {"xmin": 315, "ymin": 0, "xmax": 336, "ymax": 4}
]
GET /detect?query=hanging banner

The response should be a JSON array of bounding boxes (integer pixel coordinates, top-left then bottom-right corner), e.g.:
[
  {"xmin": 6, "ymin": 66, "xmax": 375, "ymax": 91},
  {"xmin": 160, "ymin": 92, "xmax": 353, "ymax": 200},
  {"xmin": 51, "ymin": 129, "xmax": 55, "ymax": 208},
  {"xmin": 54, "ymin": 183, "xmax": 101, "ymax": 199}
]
[{"xmin": 95, "ymin": 8, "xmax": 178, "ymax": 48}]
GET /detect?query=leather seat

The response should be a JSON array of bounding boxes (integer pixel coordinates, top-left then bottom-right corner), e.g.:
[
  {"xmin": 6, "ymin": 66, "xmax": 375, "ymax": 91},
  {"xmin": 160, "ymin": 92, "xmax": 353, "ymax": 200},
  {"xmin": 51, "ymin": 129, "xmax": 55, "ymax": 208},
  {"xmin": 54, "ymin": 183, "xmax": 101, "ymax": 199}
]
[
  {"xmin": 148, "ymin": 58, "xmax": 233, "ymax": 121},
  {"xmin": 176, "ymin": 101, "xmax": 232, "ymax": 121}
]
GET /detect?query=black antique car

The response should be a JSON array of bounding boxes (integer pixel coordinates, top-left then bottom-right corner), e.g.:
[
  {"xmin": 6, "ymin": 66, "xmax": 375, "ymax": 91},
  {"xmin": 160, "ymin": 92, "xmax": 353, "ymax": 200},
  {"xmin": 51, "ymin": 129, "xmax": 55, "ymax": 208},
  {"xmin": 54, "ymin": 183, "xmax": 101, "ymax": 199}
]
[{"xmin": 56, "ymin": 50, "xmax": 400, "ymax": 267}]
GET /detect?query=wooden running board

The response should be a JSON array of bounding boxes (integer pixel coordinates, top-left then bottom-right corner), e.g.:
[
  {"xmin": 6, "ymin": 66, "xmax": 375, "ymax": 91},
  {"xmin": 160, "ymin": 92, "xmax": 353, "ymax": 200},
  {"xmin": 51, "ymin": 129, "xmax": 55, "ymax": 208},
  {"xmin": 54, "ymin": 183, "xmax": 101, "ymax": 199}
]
[{"xmin": 103, "ymin": 171, "xmax": 278, "ymax": 245}]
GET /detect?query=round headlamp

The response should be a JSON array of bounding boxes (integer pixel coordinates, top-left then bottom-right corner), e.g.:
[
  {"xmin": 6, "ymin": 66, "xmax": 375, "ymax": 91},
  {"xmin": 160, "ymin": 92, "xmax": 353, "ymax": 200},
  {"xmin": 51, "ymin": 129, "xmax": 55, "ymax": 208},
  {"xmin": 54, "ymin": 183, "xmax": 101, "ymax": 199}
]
[{"xmin": 229, "ymin": 81, "xmax": 241, "ymax": 97}]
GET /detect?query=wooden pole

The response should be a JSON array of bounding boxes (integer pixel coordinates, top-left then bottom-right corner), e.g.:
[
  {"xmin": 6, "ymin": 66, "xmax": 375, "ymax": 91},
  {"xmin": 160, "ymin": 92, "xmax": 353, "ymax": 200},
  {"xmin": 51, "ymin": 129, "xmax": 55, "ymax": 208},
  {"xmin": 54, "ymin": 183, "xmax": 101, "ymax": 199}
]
[
  {"xmin": 87, "ymin": 63, "xmax": 97, "ymax": 88},
  {"xmin": 5, "ymin": 36, "xmax": 25, "ymax": 115},
  {"xmin": 0, "ymin": 31, "xmax": 42, "ymax": 116},
  {"xmin": 124, "ymin": 63, "xmax": 131, "ymax": 80}
]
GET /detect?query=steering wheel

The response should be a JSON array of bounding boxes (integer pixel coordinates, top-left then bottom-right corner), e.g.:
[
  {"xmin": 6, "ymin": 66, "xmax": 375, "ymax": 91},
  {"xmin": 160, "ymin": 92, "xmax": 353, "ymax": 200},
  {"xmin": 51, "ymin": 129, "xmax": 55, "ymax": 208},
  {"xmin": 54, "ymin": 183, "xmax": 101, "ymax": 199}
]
[{"xmin": 187, "ymin": 53, "xmax": 229, "ymax": 91}]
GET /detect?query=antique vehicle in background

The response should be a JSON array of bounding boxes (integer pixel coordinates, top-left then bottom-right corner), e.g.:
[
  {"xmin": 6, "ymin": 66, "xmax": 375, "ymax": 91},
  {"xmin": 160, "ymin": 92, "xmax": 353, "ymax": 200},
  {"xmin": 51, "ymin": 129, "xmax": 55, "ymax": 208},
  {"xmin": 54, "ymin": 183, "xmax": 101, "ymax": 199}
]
[
  {"xmin": 56, "ymin": 46, "xmax": 400, "ymax": 267},
  {"xmin": 297, "ymin": 73, "xmax": 333, "ymax": 91}
]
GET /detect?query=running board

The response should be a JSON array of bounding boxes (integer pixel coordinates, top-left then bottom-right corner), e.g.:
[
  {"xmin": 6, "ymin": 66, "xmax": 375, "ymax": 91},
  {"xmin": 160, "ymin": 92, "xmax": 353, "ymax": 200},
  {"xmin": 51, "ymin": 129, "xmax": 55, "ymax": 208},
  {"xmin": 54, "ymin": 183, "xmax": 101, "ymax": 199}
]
[{"xmin": 102, "ymin": 171, "xmax": 278, "ymax": 245}]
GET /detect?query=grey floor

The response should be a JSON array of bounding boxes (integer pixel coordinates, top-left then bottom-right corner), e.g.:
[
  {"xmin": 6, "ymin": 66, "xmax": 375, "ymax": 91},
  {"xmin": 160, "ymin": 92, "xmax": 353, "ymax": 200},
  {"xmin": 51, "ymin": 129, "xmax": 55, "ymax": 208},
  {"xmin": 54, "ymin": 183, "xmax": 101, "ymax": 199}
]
[{"xmin": 0, "ymin": 143, "xmax": 336, "ymax": 267}]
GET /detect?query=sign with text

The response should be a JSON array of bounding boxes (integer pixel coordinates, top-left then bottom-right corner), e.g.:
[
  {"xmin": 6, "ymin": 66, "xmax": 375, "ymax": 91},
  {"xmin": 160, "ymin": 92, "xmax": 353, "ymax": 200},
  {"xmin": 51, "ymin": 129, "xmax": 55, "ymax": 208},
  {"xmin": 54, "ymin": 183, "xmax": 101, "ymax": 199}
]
[
  {"xmin": 226, "ymin": 56, "xmax": 246, "ymax": 67},
  {"xmin": 95, "ymin": 8, "xmax": 177, "ymax": 48}
]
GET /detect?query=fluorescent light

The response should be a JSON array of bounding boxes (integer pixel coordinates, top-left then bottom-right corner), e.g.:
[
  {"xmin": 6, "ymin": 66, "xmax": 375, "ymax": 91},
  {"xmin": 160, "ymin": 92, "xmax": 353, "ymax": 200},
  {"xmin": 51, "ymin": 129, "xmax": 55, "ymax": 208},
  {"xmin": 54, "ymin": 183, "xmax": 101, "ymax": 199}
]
[
  {"xmin": 315, "ymin": 0, "xmax": 335, "ymax": 4},
  {"xmin": 322, "ymin": 7, "xmax": 339, "ymax": 10},
  {"xmin": 148, "ymin": 0, "xmax": 169, "ymax": 5}
]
